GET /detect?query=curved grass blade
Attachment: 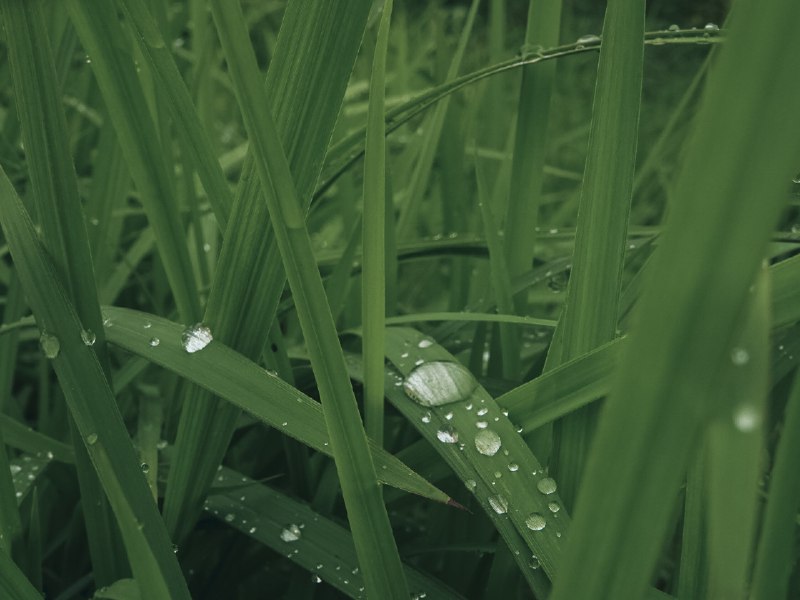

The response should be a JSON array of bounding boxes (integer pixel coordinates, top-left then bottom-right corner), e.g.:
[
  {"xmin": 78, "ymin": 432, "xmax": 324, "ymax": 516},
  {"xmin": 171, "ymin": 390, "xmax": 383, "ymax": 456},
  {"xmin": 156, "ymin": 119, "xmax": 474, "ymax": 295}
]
[
  {"xmin": 100, "ymin": 306, "xmax": 449, "ymax": 504},
  {"xmin": 0, "ymin": 169, "xmax": 190, "ymax": 599},
  {"xmin": 550, "ymin": 2, "xmax": 800, "ymax": 598},
  {"xmin": 205, "ymin": 467, "xmax": 463, "ymax": 600},
  {"xmin": 0, "ymin": 416, "xmax": 74, "ymax": 464},
  {"xmin": 0, "ymin": 549, "xmax": 40, "ymax": 600}
]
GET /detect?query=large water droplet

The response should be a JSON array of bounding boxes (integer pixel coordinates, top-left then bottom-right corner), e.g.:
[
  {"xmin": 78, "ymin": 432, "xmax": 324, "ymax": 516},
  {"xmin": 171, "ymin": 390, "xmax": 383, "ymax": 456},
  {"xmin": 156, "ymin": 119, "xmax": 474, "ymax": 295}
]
[
  {"xmin": 525, "ymin": 513, "xmax": 547, "ymax": 531},
  {"xmin": 537, "ymin": 477, "xmax": 557, "ymax": 495},
  {"xmin": 417, "ymin": 339, "xmax": 434, "ymax": 349},
  {"xmin": 280, "ymin": 524, "xmax": 302, "ymax": 542},
  {"xmin": 474, "ymin": 429, "xmax": 501, "ymax": 456},
  {"xmin": 181, "ymin": 323, "xmax": 213, "ymax": 353},
  {"xmin": 81, "ymin": 329, "xmax": 96, "ymax": 346},
  {"xmin": 403, "ymin": 361, "xmax": 478, "ymax": 407},
  {"xmin": 40, "ymin": 333, "xmax": 60, "ymax": 359},
  {"xmin": 436, "ymin": 424, "xmax": 459, "ymax": 444},
  {"xmin": 488, "ymin": 495, "xmax": 508, "ymax": 514}
]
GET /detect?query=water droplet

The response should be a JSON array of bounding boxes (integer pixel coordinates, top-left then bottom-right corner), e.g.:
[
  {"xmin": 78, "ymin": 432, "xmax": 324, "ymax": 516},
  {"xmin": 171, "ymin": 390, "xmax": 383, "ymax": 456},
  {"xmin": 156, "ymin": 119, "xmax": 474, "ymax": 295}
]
[
  {"xmin": 576, "ymin": 34, "xmax": 601, "ymax": 45},
  {"xmin": 147, "ymin": 337, "xmax": 160, "ymax": 348},
  {"xmin": 526, "ymin": 513, "xmax": 547, "ymax": 531},
  {"xmin": 508, "ymin": 463, "xmax": 519, "ymax": 472},
  {"xmin": 9, "ymin": 464, "xmax": 21, "ymax": 475},
  {"xmin": 476, "ymin": 420, "xmax": 488, "ymax": 429},
  {"xmin": 224, "ymin": 513, "xmax": 235, "ymax": 523},
  {"xmin": 40, "ymin": 333, "xmax": 60, "ymax": 359},
  {"xmin": 403, "ymin": 361, "xmax": 478, "ymax": 407},
  {"xmin": 421, "ymin": 412, "xmax": 432, "ymax": 424},
  {"xmin": 312, "ymin": 575, "xmax": 322, "ymax": 584},
  {"xmin": 488, "ymin": 495, "xmax": 508, "ymax": 514},
  {"xmin": 731, "ymin": 347, "xmax": 750, "ymax": 366},
  {"xmin": 704, "ymin": 23, "xmax": 719, "ymax": 31},
  {"xmin": 476, "ymin": 407, "xmax": 488, "ymax": 416},
  {"xmin": 444, "ymin": 411, "xmax": 454, "ymax": 421},
  {"xmin": 86, "ymin": 433, "xmax": 98, "ymax": 445},
  {"xmin": 668, "ymin": 24, "xmax": 680, "ymax": 32},
  {"xmin": 464, "ymin": 479, "xmax": 477, "ymax": 491},
  {"xmin": 143, "ymin": 321, "xmax": 152, "ymax": 329},
  {"xmin": 140, "ymin": 463, "xmax": 150, "ymax": 473},
  {"xmin": 537, "ymin": 477, "xmax": 557, "ymax": 494},
  {"xmin": 436, "ymin": 424, "xmax": 459, "ymax": 444},
  {"xmin": 418, "ymin": 339, "xmax": 434, "ymax": 349},
  {"xmin": 548, "ymin": 501, "xmax": 560, "ymax": 513},
  {"xmin": 733, "ymin": 404, "xmax": 760, "ymax": 432},
  {"xmin": 156, "ymin": 440, "xmax": 167, "ymax": 450},
  {"xmin": 280, "ymin": 524, "xmax": 302, "ymax": 542},
  {"xmin": 528, "ymin": 555, "xmax": 540, "ymax": 570},
  {"xmin": 181, "ymin": 323, "xmax": 213, "ymax": 353},
  {"xmin": 474, "ymin": 429, "xmax": 501, "ymax": 456},
  {"xmin": 81, "ymin": 329, "xmax": 96, "ymax": 346}
]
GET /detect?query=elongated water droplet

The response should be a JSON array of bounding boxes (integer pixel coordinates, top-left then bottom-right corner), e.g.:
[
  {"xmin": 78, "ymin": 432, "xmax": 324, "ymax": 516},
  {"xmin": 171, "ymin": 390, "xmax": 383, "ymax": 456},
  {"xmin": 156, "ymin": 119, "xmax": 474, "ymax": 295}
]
[
  {"xmin": 40, "ymin": 333, "xmax": 60, "ymax": 359},
  {"xmin": 576, "ymin": 34, "xmax": 601, "ymax": 45},
  {"xmin": 704, "ymin": 22, "xmax": 719, "ymax": 31},
  {"xmin": 526, "ymin": 513, "xmax": 547, "ymax": 531},
  {"xmin": 436, "ymin": 424, "xmax": 459, "ymax": 444},
  {"xmin": 476, "ymin": 407, "xmax": 488, "ymax": 416},
  {"xmin": 537, "ymin": 477, "xmax": 557, "ymax": 495},
  {"xmin": 475, "ymin": 429, "xmax": 501, "ymax": 456},
  {"xmin": 86, "ymin": 433, "xmax": 98, "ymax": 445},
  {"xmin": 476, "ymin": 420, "xmax": 488, "ymax": 429},
  {"xmin": 280, "ymin": 524, "xmax": 301, "ymax": 542},
  {"xmin": 417, "ymin": 339, "xmax": 433, "ymax": 349},
  {"xmin": 182, "ymin": 323, "xmax": 213, "ymax": 353},
  {"xmin": 488, "ymin": 495, "xmax": 508, "ymax": 514},
  {"xmin": 403, "ymin": 361, "xmax": 478, "ymax": 407},
  {"xmin": 81, "ymin": 329, "xmax": 96, "ymax": 346}
]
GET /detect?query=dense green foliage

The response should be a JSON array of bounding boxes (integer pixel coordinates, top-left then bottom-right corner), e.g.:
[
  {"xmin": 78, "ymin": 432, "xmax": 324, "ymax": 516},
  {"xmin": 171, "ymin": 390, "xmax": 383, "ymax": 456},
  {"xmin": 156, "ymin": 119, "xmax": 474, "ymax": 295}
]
[{"xmin": 0, "ymin": 0, "xmax": 798, "ymax": 598}]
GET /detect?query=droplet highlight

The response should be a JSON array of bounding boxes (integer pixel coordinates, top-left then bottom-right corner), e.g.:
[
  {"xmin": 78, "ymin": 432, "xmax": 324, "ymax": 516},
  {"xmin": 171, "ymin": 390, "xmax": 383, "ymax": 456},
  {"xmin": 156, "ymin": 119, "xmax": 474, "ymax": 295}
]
[{"xmin": 181, "ymin": 323, "xmax": 213, "ymax": 353}]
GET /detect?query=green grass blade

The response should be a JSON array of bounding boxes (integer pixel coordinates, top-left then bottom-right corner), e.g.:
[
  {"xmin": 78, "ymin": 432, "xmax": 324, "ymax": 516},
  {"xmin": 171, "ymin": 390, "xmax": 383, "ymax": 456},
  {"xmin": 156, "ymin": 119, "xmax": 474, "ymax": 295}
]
[
  {"xmin": 0, "ymin": 548, "xmax": 40, "ymax": 600},
  {"xmin": 362, "ymin": 0, "xmax": 393, "ymax": 447},
  {"xmin": 549, "ymin": 0, "xmax": 645, "ymax": 508},
  {"xmin": 207, "ymin": 2, "xmax": 409, "ymax": 595},
  {"xmin": 0, "ymin": 168, "xmax": 190, "ymax": 599},
  {"xmin": 65, "ymin": 0, "xmax": 200, "ymax": 321},
  {"xmin": 206, "ymin": 467, "xmax": 463, "ymax": 600},
  {"xmin": 100, "ymin": 306, "xmax": 449, "ymax": 504},
  {"xmin": 163, "ymin": 0, "xmax": 375, "ymax": 542},
  {"xmin": 550, "ymin": 2, "xmax": 800, "ymax": 597}
]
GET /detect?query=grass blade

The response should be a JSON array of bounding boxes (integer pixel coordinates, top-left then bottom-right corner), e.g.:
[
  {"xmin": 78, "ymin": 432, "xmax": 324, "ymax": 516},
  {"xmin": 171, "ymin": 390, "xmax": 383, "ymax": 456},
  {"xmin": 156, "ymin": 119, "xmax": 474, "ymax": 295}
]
[{"xmin": 550, "ymin": 2, "xmax": 800, "ymax": 597}]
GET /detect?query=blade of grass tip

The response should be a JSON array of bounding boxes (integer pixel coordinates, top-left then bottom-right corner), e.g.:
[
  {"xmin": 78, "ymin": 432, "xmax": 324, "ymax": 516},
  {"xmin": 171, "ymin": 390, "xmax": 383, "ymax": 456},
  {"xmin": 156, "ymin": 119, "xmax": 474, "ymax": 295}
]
[
  {"xmin": 0, "ymin": 168, "xmax": 190, "ymax": 598},
  {"xmin": 1, "ymin": 0, "xmax": 130, "ymax": 582},
  {"xmin": 395, "ymin": 0, "xmax": 480, "ymax": 240},
  {"xmin": 163, "ymin": 0, "xmax": 375, "ymax": 543},
  {"xmin": 207, "ymin": 3, "xmax": 409, "ymax": 595},
  {"xmin": 363, "ymin": 0, "xmax": 393, "ymax": 447},
  {"xmin": 549, "ymin": 0, "xmax": 645, "ymax": 509},
  {"xmin": 704, "ymin": 266, "xmax": 769, "ymax": 600},
  {"xmin": 0, "ymin": 549, "xmax": 40, "ymax": 600},
  {"xmin": 750, "ymin": 362, "xmax": 800, "ymax": 599},
  {"xmin": 504, "ymin": 0, "xmax": 562, "ymax": 312},
  {"xmin": 65, "ymin": 0, "xmax": 201, "ymax": 321},
  {"xmin": 550, "ymin": 2, "xmax": 800, "ymax": 598}
]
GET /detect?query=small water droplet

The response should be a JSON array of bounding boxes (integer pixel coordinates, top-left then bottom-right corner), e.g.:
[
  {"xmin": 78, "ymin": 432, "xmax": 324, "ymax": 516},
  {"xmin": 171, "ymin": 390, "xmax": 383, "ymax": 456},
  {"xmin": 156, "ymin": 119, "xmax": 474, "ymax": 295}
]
[
  {"xmin": 418, "ymin": 339, "xmax": 434, "ymax": 349},
  {"xmin": 576, "ymin": 34, "xmax": 601, "ymax": 45},
  {"xmin": 526, "ymin": 513, "xmax": 547, "ymax": 531},
  {"xmin": 143, "ymin": 321, "xmax": 152, "ymax": 329},
  {"xmin": 476, "ymin": 407, "xmax": 488, "ymax": 416},
  {"xmin": 704, "ymin": 23, "xmax": 719, "ymax": 31},
  {"xmin": 476, "ymin": 420, "xmax": 488, "ymax": 429},
  {"xmin": 421, "ymin": 412, "xmax": 432, "ymax": 424},
  {"xmin": 548, "ymin": 501, "xmax": 560, "ymax": 513},
  {"xmin": 465, "ymin": 479, "xmax": 477, "ymax": 491},
  {"xmin": 140, "ymin": 463, "xmax": 150, "ymax": 473},
  {"xmin": 86, "ymin": 433, "xmax": 98, "ymax": 445},
  {"xmin": 668, "ymin": 24, "xmax": 680, "ymax": 32},
  {"xmin": 224, "ymin": 513, "xmax": 235, "ymax": 523},
  {"xmin": 40, "ymin": 333, "xmax": 60, "ymax": 359},
  {"xmin": 733, "ymin": 404, "xmax": 760, "ymax": 432},
  {"xmin": 537, "ymin": 477, "xmax": 557, "ymax": 495},
  {"xmin": 731, "ymin": 347, "xmax": 750, "ymax": 366},
  {"xmin": 403, "ymin": 361, "xmax": 478, "ymax": 407},
  {"xmin": 488, "ymin": 495, "xmax": 508, "ymax": 514},
  {"xmin": 181, "ymin": 323, "xmax": 213, "ymax": 353},
  {"xmin": 280, "ymin": 524, "xmax": 302, "ymax": 542},
  {"xmin": 436, "ymin": 424, "xmax": 459, "ymax": 444},
  {"xmin": 149, "ymin": 337, "xmax": 160, "ymax": 347},
  {"xmin": 528, "ymin": 555, "xmax": 540, "ymax": 570},
  {"xmin": 444, "ymin": 411, "xmax": 454, "ymax": 420},
  {"xmin": 9, "ymin": 464, "xmax": 21, "ymax": 475},
  {"xmin": 508, "ymin": 463, "xmax": 519, "ymax": 472},
  {"xmin": 81, "ymin": 329, "xmax": 96, "ymax": 346},
  {"xmin": 474, "ymin": 429, "xmax": 501, "ymax": 456},
  {"xmin": 312, "ymin": 574, "xmax": 322, "ymax": 584}
]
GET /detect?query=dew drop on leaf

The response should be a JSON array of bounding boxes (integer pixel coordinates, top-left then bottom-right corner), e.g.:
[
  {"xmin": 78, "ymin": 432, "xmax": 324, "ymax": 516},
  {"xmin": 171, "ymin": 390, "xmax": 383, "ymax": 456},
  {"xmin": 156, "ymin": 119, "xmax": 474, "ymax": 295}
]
[
  {"xmin": 403, "ymin": 361, "xmax": 478, "ymax": 407},
  {"xmin": 40, "ymin": 333, "xmax": 60, "ymax": 359},
  {"xmin": 280, "ymin": 524, "xmax": 302, "ymax": 542},
  {"xmin": 537, "ymin": 477, "xmax": 557, "ymax": 495},
  {"xmin": 525, "ymin": 513, "xmax": 547, "ymax": 531},
  {"xmin": 488, "ymin": 494, "xmax": 508, "ymax": 514},
  {"xmin": 436, "ymin": 424, "xmax": 459, "ymax": 444},
  {"xmin": 81, "ymin": 329, "xmax": 96, "ymax": 346},
  {"xmin": 474, "ymin": 429, "xmax": 501, "ymax": 456},
  {"xmin": 182, "ymin": 323, "xmax": 213, "ymax": 353}
]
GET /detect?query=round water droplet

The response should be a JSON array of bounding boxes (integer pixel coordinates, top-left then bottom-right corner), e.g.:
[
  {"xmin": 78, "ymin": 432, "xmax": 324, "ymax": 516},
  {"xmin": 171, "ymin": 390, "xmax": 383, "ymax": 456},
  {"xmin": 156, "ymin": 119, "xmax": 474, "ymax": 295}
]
[
  {"xmin": 444, "ymin": 411, "xmax": 454, "ymax": 421},
  {"xmin": 40, "ymin": 333, "xmax": 60, "ymax": 359},
  {"xmin": 474, "ymin": 429, "xmax": 501, "ymax": 456},
  {"xmin": 403, "ymin": 361, "xmax": 478, "ymax": 407},
  {"xmin": 143, "ymin": 321, "xmax": 152, "ymax": 329},
  {"xmin": 421, "ymin": 412, "xmax": 432, "ymax": 424},
  {"xmin": 548, "ymin": 501, "xmax": 560, "ymax": 513},
  {"xmin": 149, "ymin": 337, "xmax": 160, "ymax": 347},
  {"xmin": 436, "ymin": 424, "xmax": 459, "ymax": 444},
  {"xmin": 181, "ymin": 323, "xmax": 213, "ymax": 353},
  {"xmin": 224, "ymin": 513, "xmax": 235, "ymax": 523},
  {"xmin": 86, "ymin": 433, "xmax": 98, "ymax": 445},
  {"xmin": 418, "ymin": 339, "xmax": 434, "ymax": 349},
  {"xmin": 488, "ymin": 495, "xmax": 508, "ymax": 514},
  {"xmin": 464, "ymin": 479, "xmax": 477, "ymax": 491},
  {"xmin": 537, "ymin": 477, "xmax": 557, "ymax": 495},
  {"xmin": 526, "ymin": 513, "xmax": 547, "ymax": 531},
  {"xmin": 731, "ymin": 347, "xmax": 750, "ymax": 366},
  {"xmin": 733, "ymin": 404, "xmax": 760, "ymax": 432},
  {"xmin": 704, "ymin": 22, "xmax": 719, "ymax": 31},
  {"xmin": 668, "ymin": 24, "xmax": 680, "ymax": 32},
  {"xmin": 280, "ymin": 524, "xmax": 301, "ymax": 542},
  {"xmin": 508, "ymin": 463, "xmax": 519, "ymax": 472},
  {"xmin": 81, "ymin": 329, "xmax": 96, "ymax": 346},
  {"xmin": 528, "ymin": 555, "xmax": 540, "ymax": 570},
  {"xmin": 140, "ymin": 463, "xmax": 150, "ymax": 473},
  {"xmin": 10, "ymin": 464, "xmax": 21, "ymax": 475}
]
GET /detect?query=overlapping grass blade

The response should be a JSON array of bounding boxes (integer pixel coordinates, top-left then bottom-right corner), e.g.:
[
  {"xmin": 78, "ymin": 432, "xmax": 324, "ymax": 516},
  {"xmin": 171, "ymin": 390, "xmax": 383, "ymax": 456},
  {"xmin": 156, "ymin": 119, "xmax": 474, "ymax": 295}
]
[
  {"xmin": 163, "ymin": 0, "xmax": 375, "ymax": 543},
  {"xmin": 0, "ymin": 169, "xmax": 190, "ymax": 598},
  {"xmin": 100, "ymin": 306, "xmax": 449, "ymax": 504},
  {"xmin": 550, "ymin": 2, "xmax": 800, "ymax": 598},
  {"xmin": 0, "ymin": 549, "xmax": 40, "ymax": 600},
  {"xmin": 548, "ymin": 0, "xmax": 645, "ymax": 508},
  {"xmin": 362, "ymin": 0, "xmax": 393, "ymax": 446},
  {"xmin": 205, "ymin": 467, "xmax": 463, "ymax": 600}
]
